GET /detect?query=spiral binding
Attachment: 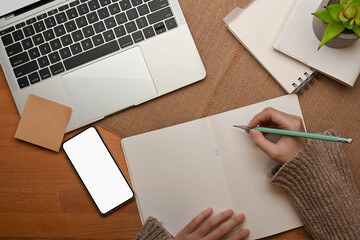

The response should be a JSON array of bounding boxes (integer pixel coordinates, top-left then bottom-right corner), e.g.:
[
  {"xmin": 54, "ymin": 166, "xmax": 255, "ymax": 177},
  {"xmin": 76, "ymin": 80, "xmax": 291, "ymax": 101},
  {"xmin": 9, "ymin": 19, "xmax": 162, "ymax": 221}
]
[{"xmin": 291, "ymin": 71, "xmax": 317, "ymax": 94}]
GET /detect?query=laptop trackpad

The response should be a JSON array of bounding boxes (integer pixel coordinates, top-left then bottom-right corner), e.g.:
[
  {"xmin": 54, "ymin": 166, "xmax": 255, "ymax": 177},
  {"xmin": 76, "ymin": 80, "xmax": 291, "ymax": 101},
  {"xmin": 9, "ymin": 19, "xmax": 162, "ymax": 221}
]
[{"xmin": 62, "ymin": 46, "xmax": 157, "ymax": 124}]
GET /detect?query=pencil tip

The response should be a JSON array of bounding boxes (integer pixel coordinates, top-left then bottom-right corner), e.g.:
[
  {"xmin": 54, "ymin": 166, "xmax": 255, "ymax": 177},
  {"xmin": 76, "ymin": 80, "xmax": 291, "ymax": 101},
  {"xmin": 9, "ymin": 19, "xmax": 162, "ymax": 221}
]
[{"xmin": 233, "ymin": 125, "xmax": 246, "ymax": 129}]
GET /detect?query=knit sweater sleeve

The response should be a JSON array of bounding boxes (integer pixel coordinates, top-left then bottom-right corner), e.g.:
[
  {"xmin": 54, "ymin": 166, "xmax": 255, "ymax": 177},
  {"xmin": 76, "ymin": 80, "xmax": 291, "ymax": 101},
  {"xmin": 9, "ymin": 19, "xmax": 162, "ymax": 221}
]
[
  {"xmin": 133, "ymin": 216, "xmax": 174, "ymax": 240},
  {"xmin": 270, "ymin": 130, "xmax": 360, "ymax": 239}
]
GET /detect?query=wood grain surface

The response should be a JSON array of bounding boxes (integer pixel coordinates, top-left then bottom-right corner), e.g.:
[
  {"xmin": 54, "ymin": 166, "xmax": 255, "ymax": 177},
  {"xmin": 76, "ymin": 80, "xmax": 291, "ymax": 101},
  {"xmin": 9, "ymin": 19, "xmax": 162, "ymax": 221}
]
[{"xmin": 0, "ymin": 64, "xmax": 307, "ymax": 239}]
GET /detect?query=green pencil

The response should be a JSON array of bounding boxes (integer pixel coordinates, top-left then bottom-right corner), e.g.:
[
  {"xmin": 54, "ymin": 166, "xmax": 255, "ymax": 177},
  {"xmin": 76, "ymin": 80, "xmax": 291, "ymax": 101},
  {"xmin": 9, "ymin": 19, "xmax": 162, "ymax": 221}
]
[{"xmin": 233, "ymin": 125, "xmax": 353, "ymax": 144}]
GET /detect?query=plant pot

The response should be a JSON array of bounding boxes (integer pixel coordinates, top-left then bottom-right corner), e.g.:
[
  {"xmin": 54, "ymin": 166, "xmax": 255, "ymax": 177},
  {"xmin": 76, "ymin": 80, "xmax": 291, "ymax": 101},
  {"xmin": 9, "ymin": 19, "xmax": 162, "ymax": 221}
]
[{"xmin": 312, "ymin": 0, "xmax": 359, "ymax": 48}]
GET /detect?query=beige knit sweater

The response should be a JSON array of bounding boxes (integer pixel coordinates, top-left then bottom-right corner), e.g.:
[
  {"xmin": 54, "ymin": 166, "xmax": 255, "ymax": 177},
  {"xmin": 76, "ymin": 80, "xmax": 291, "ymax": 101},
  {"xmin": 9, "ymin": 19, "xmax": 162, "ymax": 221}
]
[{"xmin": 133, "ymin": 131, "xmax": 360, "ymax": 239}]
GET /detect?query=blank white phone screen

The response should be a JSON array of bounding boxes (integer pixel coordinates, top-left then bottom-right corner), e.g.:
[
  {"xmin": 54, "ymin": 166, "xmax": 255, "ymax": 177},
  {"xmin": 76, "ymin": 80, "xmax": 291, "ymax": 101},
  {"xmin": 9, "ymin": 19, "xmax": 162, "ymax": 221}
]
[{"xmin": 62, "ymin": 127, "xmax": 133, "ymax": 214}]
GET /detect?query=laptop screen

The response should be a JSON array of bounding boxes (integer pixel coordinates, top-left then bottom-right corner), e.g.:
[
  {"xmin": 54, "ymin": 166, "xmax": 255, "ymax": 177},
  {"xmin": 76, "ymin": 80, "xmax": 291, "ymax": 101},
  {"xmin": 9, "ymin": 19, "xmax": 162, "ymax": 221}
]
[{"xmin": 0, "ymin": 0, "xmax": 42, "ymax": 17}]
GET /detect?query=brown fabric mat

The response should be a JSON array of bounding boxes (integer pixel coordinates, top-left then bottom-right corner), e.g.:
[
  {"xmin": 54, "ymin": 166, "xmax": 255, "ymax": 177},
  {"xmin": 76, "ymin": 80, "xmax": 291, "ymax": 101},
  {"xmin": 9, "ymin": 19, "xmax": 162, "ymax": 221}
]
[{"xmin": 99, "ymin": 0, "xmax": 360, "ymax": 188}]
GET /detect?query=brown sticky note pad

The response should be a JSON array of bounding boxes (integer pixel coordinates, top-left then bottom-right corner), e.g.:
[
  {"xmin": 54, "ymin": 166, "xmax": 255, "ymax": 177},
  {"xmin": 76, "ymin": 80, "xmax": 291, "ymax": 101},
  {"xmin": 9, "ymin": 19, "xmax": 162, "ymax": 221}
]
[{"xmin": 15, "ymin": 94, "xmax": 72, "ymax": 152}]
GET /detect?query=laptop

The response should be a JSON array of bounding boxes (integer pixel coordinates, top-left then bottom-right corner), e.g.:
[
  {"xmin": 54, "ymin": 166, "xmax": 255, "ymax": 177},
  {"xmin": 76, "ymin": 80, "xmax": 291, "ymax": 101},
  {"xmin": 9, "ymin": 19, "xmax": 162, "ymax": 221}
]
[{"xmin": 0, "ymin": 0, "xmax": 206, "ymax": 132}]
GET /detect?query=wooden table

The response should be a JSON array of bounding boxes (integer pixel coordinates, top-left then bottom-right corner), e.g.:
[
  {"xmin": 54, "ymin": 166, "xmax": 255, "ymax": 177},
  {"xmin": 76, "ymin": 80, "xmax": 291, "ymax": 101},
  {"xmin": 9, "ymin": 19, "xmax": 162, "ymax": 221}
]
[{"xmin": 0, "ymin": 65, "xmax": 307, "ymax": 239}]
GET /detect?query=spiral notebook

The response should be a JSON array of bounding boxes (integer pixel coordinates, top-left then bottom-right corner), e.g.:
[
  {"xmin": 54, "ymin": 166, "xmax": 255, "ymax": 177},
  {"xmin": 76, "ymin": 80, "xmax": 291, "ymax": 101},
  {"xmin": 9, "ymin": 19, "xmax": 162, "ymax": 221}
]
[
  {"xmin": 273, "ymin": 0, "xmax": 360, "ymax": 86},
  {"xmin": 224, "ymin": 0, "xmax": 316, "ymax": 94}
]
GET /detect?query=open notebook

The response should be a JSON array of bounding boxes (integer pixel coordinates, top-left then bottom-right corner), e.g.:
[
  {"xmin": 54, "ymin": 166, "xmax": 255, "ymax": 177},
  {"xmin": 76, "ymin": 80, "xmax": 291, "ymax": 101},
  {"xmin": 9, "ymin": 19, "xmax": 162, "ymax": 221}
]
[{"xmin": 122, "ymin": 95, "xmax": 303, "ymax": 239}]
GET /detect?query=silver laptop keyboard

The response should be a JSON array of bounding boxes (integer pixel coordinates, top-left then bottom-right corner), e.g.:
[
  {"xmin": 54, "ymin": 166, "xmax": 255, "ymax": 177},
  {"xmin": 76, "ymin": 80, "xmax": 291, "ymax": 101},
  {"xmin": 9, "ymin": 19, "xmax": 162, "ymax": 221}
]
[{"xmin": 0, "ymin": 0, "xmax": 178, "ymax": 89}]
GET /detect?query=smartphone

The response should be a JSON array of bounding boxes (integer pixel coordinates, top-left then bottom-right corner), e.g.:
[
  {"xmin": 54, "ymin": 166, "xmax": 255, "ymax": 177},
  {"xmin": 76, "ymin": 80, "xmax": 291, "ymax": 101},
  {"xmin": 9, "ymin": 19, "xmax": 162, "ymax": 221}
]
[{"xmin": 62, "ymin": 126, "xmax": 134, "ymax": 215}]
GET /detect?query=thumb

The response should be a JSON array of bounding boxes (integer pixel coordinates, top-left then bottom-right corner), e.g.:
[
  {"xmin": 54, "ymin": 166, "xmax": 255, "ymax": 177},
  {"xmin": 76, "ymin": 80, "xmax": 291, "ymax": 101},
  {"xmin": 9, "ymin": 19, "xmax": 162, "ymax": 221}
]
[{"xmin": 250, "ymin": 130, "xmax": 277, "ymax": 158}]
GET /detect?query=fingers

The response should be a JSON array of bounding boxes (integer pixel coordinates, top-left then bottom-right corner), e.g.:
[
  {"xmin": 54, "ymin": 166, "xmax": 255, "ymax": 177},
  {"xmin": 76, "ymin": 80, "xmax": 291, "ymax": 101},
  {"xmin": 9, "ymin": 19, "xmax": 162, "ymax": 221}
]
[
  {"xmin": 193, "ymin": 209, "xmax": 235, "ymax": 238},
  {"xmin": 248, "ymin": 107, "xmax": 304, "ymax": 132},
  {"xmin": 227, "ymin": 228, "xmax": 250, "ymax": 240},
  {"xmin": 250, "ymin": 129, "xmax": 279, "ymax": 159},
  {"xmin": 206, "ymin": 213, "xmax": 248, "ymax": 239},
  {"xmin": 180, "ymin": 207, "xmax": 213, "ymax": 235}
]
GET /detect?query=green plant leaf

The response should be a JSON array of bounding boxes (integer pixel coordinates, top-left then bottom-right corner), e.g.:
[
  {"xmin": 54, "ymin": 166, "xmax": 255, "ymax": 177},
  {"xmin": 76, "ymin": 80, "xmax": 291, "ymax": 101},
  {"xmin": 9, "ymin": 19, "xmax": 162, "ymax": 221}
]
[
  {"xmin": 353, "ymin": 26, "xmax": 360, "ymax": 36},
  {"xmin": 347, "ymin": 0, "xmax": 360, "ymax": 7},
  {"xmin": 326, "ymin": 4, "xmax": 345, "ymax": 22},
  {"xmin": 312, "ymin": 9, "xmax": 332, "ymax": 23},
  {"xmin": 318, "ymin": 20, "xmax": 346, "ymax": 50},
  {"xmin": 341, "ymin": 0, "xmax": 349, "ymax": 4},
  {"xmin": 340, "ymin": 11, "xmax": 353, "ymax": 28}
]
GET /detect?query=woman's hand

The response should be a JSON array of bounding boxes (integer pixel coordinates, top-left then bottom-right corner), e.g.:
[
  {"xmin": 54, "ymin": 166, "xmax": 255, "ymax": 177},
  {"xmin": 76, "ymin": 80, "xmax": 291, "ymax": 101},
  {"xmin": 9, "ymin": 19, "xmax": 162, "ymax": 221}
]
[
  {"xmin": 174, "ymin": 207, "xmax": 249, "ymax": 240},
  {"xmin": 247, "ymin": 107, "xmax": 307, "ymax": 164}
]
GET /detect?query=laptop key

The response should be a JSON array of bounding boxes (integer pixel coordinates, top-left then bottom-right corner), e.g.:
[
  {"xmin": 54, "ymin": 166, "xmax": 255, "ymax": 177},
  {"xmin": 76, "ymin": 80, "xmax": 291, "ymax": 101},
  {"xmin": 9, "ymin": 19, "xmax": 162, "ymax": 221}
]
[
  {"xmin": 48, "ymin": 9, "xmax": 58, "ymax": 16},
  {"xmin": 109, "ymin": 3, "xmax": 121, "ymax": 15},
  {"xmin": 72, "ymin": 30, "xmax": 84, "ymax": 42},
  {"xmin": 66, "ymin": 8, "xmax": 79, "ymax": 20},
  {"xmin": 28, "ymin": 47, "xmax": 41, "ymax": 59},
  {"xmin": 26, "ymin": 17, "xmax": 37, "ymax": 25},
  {"xmin": 44, "ymin": 16, "xmax": 57, "ymax": 28},
  {"xmin": 136, "ymin": 17, "xmax": 148, "ymax": 29},
  {"xmin": 147, "ymin": 7, "xmax": 173, "ymax": 25},
  {"xmin": 15, "ymin": 23, "xmax": 26, "ymax": 29},
  {"xmin": 118, "ymin": 35, "xmax": 133, "ymax": 48},
  {"xmin": 143, "ymin": 26, "xmax": 155, "ymax": 38},
  {"xmin": 50, "ymin": 39, "xmax": 62, "ymax": 51},
  {"xmin": 132, "ymin": 30, "xmax": 144, "ymax": 43},
  {"xmin": 70, "ymin": 42, "xmax": 83, "ymax": 55},
  {"xmin": 54, "ymin": 25, "xmax": 66, "ymax": 37},
  {"xmin": 21, "ymin": 39, "xmax": 33, "ymax": 50},
  {"xmin": 115, "ymin": 12, "xmax": 127, "ymax": 25},
  {"xmin": 38, "ymin": 56, "xmax": 50, "ymax": 68},
  {"xmin": 83, "ymin": 25, "xmax": 95, "ymax": 37},
  {"xmin": 37, "ymin": 13, "xmax": 47, "ymax": 20},
  {"xmin": 64, "ymin": 40, "xmax": 119, "ymax": 70},
  {"xmin": 137, "ymin": 4, "xmax": 150, "ymax": 16},
  {"xmin": 148, "ymin": 0, "xmax": 168, "ymax": 12},
  {"xmin": 77, "ymin": 3, "xmax": 90, "ymax": 15},
  {"xmin": 23, "ymin": 25, "xmax": 35, "ymax": 37},
  {"xmin": 0, "ymin": 26, "xmax": 15, "ymax": 36},
  {"xmin": 76, "ymin": 16, "xmax": 88, "ymax": 28},
  {"xmin": 154, "ymin": 22, "xmax": 166, "ymax": 34},
  {"xmin": 81, "ymin": 38, "xmax": 94, "ymax": 50},
  {"xmin": 1, "ymin": 34, "xmax": 13, "ymax": 46},
  {"xmin": 88, "ymin": 0, "xmax": 101, "ymax": 11},
  {"xmin": 32, "ymin": 34, "xmax": 44, "ymax": 45},
  {"xmin": 39, "ymin": 43, "xmax": 51, "ymax": 55},
  {"xmin": 92, "ymin": 34, "xmax": 105, "ymax": 46},
  {"xmin": 12, "ymin": 30, "xmax": 25, "ymax": 42},
  {"xmin": 6, "ymin": 42, "xmax": 22, "ymax": 57},
  {"xmin": 28, "ymin": 72, "xmax": 41, "ymax": 84},
  {"xmin": 125, "ymin": 21, "xmax": 137, "ymax": 33},
  {"xmin": 49, "ymin": 52, "xmax": 61, "ymax": 63},
  {"xmin": 94, "ymin": 22, "xmax": 106, "ymax": 33},
  {"xmin": 98, "ymin": 7, "xmax": 110, "ymax": 19},
  {"xmin": 131, "ymin": 0, "xmax": 143, "ymax": 7},
  {"xmin": 17, "ymin": 76, "xmax": 30, "ymax": 89},
  {"xmin": 100, "ymin": 0, "xmax": 112, "ymax": 6},
  {"xmin": 10, "ymin": 52, "xmax": 30, "ymax": 67},
  {"xmin": 119, "ymin": 0, "xmax": 131, "ymax": 11},
  {"xmin": 43, "ymin": 29, "xmax": 55, "ymax": 41},
  {"xmin": 13, "ymin": 60, "xmax": 39, "ymax": 78},
  {"xmin": 86, "ymin": 12, "xmax": 99, "ymax": 24},
  {"xmin": 39, "ymin": 68, "xmax": 51, "ymax": 80},
  {"xmin": 103, "ymin": 30, "xmax": 115, "ymax": 41},
  {"xmin": 126, "ymin": 8, "xmax": 139, "ymax": 20},
  {"xmin": 61, "ymin": 34, "xmax": 73, "ymax": 46},
  {"xmin": 165, "ymin": 17, "xmax": 177, "ymax": 30},
  {"xmin": 55, "ymin": 12, "xmax": 68, "ymax": 24},
  {"xmin": 114, "ymin": 26, "xmax": 126, "ymax": 37},
  {"xmin": 59, "ymin": 47, "xmax": 72, "ymax": 59},
  {"xmin": 34, "ymin": 21, "xmax": 46, "ymax": 33},
  {"xmin": 65, "ymin": 20, "xmax": 78, "ymax": 32},
  {"xmin": 50, "ymin": 62, "xmax": 65, "ymax": 75},
  {"xmin": 104, "ymin": 17, "xmax": 116, "ymax": 29}
]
